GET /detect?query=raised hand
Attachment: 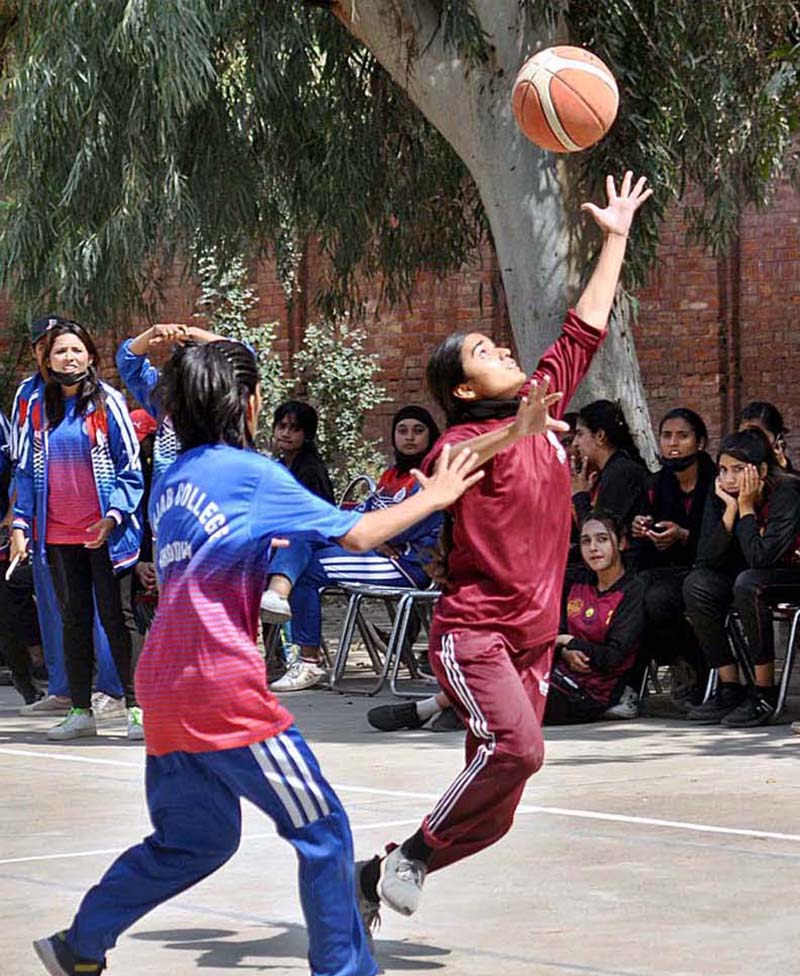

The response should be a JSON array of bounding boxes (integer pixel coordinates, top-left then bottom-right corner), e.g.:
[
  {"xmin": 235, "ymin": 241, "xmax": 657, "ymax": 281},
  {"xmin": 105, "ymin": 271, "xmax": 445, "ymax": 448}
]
[
  {"xmin": 511, "ymin": 376, "xmax": 568, "ymax": 439},
  {"xmin": 149, "ymin": 323, "xmax": 189, "ymax": 346},
  {"xmin": 581, "ymin": 171, "xmax": 653, "ymax": 240}
]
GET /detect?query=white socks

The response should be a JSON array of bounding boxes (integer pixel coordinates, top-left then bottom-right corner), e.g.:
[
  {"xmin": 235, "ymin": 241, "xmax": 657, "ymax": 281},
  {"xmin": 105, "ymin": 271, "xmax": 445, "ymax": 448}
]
[{"xmin": 415, "ymin": 696, "xmax": 442, "ymax": 721}]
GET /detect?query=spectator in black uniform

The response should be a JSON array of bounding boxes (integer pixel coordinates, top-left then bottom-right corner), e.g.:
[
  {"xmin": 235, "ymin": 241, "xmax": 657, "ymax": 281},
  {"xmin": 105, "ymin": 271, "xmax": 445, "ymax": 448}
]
[
  {"xmin": 546, "ymin": 511, "xmax": 646, "ymax": 724},
  {"xmin": 683, "ymin": 429, "xmax": 800, "ymax": 727},
  {"xmin": 571, "ymin": 399, "xmax": 650, "ymax": 538},
  {"xmin": 271, "ymin": 400, "xmax": 335, "ymax": 503},
  {"xmin": 738, "ymin": 400, "xmax": 793, "ymax": 472},
  {"xmin": 632, "ymin": 408, "xmax": 716, "ymax": 708}
]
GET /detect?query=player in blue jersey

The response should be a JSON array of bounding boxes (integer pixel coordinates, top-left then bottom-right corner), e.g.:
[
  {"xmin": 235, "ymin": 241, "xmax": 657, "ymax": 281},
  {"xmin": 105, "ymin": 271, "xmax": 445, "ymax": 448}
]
[{"xmin": 33, "ymin": 340, "xmax": 482, "ymax": 976}]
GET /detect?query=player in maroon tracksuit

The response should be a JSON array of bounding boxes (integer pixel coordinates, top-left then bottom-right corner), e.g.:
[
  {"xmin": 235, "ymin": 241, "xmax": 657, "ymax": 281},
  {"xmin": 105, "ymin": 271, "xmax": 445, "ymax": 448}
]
[
  {"xmin": 546, "ymin": 512, "xmax": 645, "ymax": 724},
  {"xmin": 357, "ymin": 172, "xmax": 653, "ymax": 927}
]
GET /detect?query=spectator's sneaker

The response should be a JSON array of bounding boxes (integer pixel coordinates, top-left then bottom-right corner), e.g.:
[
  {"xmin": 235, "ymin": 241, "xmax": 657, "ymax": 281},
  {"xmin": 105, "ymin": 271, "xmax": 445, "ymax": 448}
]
[
  {"xmin": 0, "ymin": 666, "xmax": 13, "ymax": 685},
  {"xmin": 603, "ymin": 686, "xmax": 639, "ymax": 720},
  {"xmin": 47, "ymin": 708, "xmax": 97, "ymax": 741},
  {"xmin": 671, "ymin": 686, "xmax": 705, "ymax": 715},
  {"xmin": 368, "ymin": 701, "xmax": 429, "ymax": 732},
  {"xmin": 792, "ymin": 722, "xmax": 800, "ymax": 736},
  {"xmin": 270, "ymin": 659, "xmax": 325, "ymax": 692},
  {"xmin": 13, "ymin": 677, "xmax": 44, "ymax": 706},
  {"xmin": 91, "ymin": 692, "xmax": 126, "ymax": 722},
  {"xmin": 33, "ymin": 930, "xmax": 105, "ymax": 974},
  {"xmin": 687, "ymin": 683, "xmax": 747, "ymax": 724},
  {"xmin": 259, "ymin": 590, "xmax": 292, "ymax": 624},
  {"xmin": 355, "ymin": 857, "xmax": 381, "ymax": 951},
  {"xmin": 721, "ymin": 690, "xmax": 775, "ymax": 728},
  {"xmin": 379, "ymin": 844, "xmax": 427, "ymax": 917},
  {"xmin": 127, "ymin": 706, "xmax": 145, "ymax": 740},
  {"xmin": 430, "ymin": 708, "xmax": 465, "ymax": 733},
  {"xmin": 20, "ymin": 694, "xmax": 71, "ymax": 717}
]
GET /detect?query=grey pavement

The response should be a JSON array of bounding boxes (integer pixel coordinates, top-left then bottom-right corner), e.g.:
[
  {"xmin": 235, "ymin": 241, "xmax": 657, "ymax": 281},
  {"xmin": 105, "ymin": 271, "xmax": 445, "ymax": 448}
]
[{"xmin": 1, "ymin": 682, "xmax": 798, "ymax": 976}]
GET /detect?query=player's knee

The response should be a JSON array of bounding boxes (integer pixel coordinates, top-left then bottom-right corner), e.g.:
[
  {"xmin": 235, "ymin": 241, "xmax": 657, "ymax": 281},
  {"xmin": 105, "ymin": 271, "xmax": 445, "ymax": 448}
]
[
  {"xmin": 208, "ymin": 820, "xmax": 241, "ymax": 867},
  {"xmin": 505, "ymin": 736, "xmax": 544, "ymax": 780}
]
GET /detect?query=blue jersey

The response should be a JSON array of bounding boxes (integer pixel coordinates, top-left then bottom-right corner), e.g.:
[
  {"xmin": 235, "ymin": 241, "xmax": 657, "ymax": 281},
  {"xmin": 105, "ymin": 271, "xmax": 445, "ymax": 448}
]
[{"xmin": 136, "ymin": 444, "xmax": 360, "ymax": 756}]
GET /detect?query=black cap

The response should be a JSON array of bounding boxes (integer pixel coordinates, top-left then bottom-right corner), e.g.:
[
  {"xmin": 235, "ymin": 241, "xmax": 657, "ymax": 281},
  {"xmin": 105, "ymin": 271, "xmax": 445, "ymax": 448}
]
[{"xmin": 29, "ymin": 314, "xmax": 67, "ymax": 345}]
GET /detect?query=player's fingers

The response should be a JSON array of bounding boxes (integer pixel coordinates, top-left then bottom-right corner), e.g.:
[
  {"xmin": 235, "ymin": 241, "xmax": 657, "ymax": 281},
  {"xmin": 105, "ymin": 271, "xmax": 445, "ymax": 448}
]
[
  {"xmin": 606, "ymin": 174, "xmax": 617, "ymax": 201},
  {"xmin": 410, "ymin": 468, "xmax": 430, "ymax": 489},
  {"xmin": 546, "ymin": 417, "xmax": 570, "ymax": 432},
  {"xmin": 620, "ymin": 169, "xmax": 633, "ymax": 196},
  {"xmin": 542, "ymin": 392, "xmax": 563, "ymax": 406},
  {"xmin": 631, "ymin": 175, "xmax": 648, "ymax": 199},
  {"xmin": 463, "ymin": 470, "xmax": 485, "ymax": 489}
]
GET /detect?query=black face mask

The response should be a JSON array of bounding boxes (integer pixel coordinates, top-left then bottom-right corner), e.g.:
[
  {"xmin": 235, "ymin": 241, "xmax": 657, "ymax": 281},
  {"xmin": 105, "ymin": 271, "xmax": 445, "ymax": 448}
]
[
  {"xmin": 49, "ymin": 368, "xmax": 89, "ymax": 388},
  {"xmin": 660, "ymin": 452, "xmax": 698, "ymax": 472}
]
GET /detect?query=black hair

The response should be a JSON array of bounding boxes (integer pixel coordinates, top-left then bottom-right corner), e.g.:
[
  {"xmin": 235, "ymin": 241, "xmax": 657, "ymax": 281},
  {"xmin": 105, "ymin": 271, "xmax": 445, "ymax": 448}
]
[
  {"xmin": 562, "ymin": 412, "xmax": 578, "ymax": 432},
  {"xmin": 157, "ymin": 340, "xmax": 259, "ymax": 450},
  {"xmin": 578, "ymin": 399, "xmax": 646, "ymax": 467},
  {"xmin": 43, "ymin": 322, "xmax": 105, "ymax": 427},
  {"xmin": 579, "ymin": 508, "xmax": 626, "ymax": 543},
  {"xmin": 426, "ymin": 333, "xmax": 469, "ymax": 425},
  {"xmin": 658, "ymin": 407, "xmax": 708, "ymax": 446},
  {"xmin": 738, "ymin": 400, "xmax": 786, "ymax": 440},
  {"xmin": 717, "ymin": 428, "xmax": 777, "ymax": 472},
  {"xmin": 273, "ymin": 400, "xmax": 319, "ymax": 443}
]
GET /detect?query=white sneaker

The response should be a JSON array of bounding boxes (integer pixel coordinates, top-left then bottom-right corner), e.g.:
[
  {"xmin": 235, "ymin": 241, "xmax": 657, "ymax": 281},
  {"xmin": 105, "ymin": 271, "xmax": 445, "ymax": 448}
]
[
  {"xmin": 379, "ymin": 845, "xmax": 427, "ymax": 917},
  {"xmin": 91, "ymin": 692, "xmax": 126, "ymax": 722},
  {"xmin": 603, "ymin": 685, "xmax": 639, "ymax": 720},
  {"xmin": 47, "ymin": 709, "xmax": 97, "ymax": 740},
  {"xmin": 260, "ymin": 589, "xmax": 292, "ymax": 624},
  {"xmin": 270, "ymin": 659, "xmax": 325, "ymax": 692},
  {"xmin": 19, "ymin": 694, "xmax": 71, "ymax": 717},
  {"xmin": 791, "ymin": 721, "xmax": 800, "ymax": 736},
  {"xmin": 127, "ymin": 706, "xmax": 145, "ymax": 740}
]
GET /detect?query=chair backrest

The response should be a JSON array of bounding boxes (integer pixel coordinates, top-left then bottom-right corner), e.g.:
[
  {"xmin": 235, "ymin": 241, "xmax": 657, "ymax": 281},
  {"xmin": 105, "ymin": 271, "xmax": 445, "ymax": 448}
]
[{"xmin": 338, "ymin": 474, "xmax": 376, "ymax": 510}]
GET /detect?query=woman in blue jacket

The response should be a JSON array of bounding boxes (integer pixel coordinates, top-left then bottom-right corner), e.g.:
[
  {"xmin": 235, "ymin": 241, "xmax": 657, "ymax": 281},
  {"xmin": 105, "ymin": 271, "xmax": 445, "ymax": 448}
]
[{"xmin": 11, "ymin": 322, "xmax": 144, "ymax": 741}]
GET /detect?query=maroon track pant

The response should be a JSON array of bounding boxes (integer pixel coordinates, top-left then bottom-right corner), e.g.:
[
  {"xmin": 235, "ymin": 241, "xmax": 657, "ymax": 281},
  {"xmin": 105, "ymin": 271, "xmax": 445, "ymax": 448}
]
[{"xmin": 421, "ymin": 627, "xmax": 552, "ymax": 872}]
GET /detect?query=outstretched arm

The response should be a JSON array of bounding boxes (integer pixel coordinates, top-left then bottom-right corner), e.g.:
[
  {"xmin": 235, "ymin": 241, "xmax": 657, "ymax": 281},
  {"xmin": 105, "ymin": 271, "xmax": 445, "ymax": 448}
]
[{"xmin": 575, "ymin": 172, "xmax": 653, "ymax": 332}]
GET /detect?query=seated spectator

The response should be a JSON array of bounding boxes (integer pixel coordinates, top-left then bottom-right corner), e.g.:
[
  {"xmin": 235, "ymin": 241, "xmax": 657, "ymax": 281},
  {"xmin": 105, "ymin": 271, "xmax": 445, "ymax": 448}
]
[
  {"xmin": 368, "ymin": 511, "xmax": 644, "ymax": 731},
  {"xmin": 545, "ymin": 511, "xmax": 645, "ymax": 723},
  {"xmin": 271, "ymin": 400, "xmax": 335, "ymax": 502},
  {"xmin": 571, "ymin": 399, "xmax": 650, "ymax": 537},
  {"xmin": 738, "ymin": 400, "xmax": 793, "ymax": 471},
  {"xmin": 11, "ymin": 321, "xmax": 145, "ymax": 740},
  {"xmin": 632, "ymin": 408, "xmax": 716, "ymax": 709},
  {"xmin": 265, "ymin": 405, "xmax": 442, "ymax": 692},
  {"xmin": 683, "ymin": 429, "xmax": 800, "ymax": 727}
]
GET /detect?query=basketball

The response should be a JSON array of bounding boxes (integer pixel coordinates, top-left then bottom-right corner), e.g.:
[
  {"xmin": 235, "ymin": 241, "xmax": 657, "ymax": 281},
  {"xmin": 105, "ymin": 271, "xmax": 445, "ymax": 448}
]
[{"xmin": 512, "ymin": 46, "xmax": 619, "ymax": 153}]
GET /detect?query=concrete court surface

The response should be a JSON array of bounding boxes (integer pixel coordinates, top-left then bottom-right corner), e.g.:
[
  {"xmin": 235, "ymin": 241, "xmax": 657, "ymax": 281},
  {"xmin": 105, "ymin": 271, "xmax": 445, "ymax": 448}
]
[{"xmin": 1, "ymin": 684, "xmax": 799, "ymax": 976}]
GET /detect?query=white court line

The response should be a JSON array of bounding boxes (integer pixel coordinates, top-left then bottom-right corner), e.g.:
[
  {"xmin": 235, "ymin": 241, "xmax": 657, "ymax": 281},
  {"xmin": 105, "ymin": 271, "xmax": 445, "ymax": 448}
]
[
  {"xmin": 1, "ymin": 745, "xmax": 799, "ymax": 846},
  {"xmin": 0, "ymin": 818, "xmax": 422, "ymax": 866}
]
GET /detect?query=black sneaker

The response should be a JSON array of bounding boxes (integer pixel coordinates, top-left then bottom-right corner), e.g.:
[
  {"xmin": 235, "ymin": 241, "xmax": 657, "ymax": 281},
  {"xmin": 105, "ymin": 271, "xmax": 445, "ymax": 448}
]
[
  {"xmin": 33, "ymin": 931, "xmax": 105, "ymax": 975},
  {"xmin": 429, "ymin": 707, "xmax": 465, "ymax": 733},
  {"xmin": 13, "ymin": 677, "xmax": 44, "ymax": 706},
  {"xmin": 671, "ymin": 686, "xmax": 705, "ymax": 715},
  {"xmin": 687, "ymin": 684, "xmax": 747, "ymax": 724},
  {"xmin": 721, "ymin": 690, "xmax": 776, "ymax": 728},
  {"xmin": 367, "ymin": 701, "xmax": 427, "ymax": 732}
]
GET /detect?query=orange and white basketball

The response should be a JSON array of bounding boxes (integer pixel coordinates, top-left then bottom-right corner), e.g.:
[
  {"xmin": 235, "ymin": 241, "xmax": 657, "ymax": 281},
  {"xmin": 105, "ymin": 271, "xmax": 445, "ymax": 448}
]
[{"xmin": 512, "ymin": 46, "xmax": 619, "ymax": 153}]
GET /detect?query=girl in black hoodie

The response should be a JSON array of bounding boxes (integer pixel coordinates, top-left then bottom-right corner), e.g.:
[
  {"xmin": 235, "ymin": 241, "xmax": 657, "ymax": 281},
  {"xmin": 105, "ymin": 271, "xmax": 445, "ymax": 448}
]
[{"xmin": 683, "ymin": 429, "xmax": 800, "ymax": 727}]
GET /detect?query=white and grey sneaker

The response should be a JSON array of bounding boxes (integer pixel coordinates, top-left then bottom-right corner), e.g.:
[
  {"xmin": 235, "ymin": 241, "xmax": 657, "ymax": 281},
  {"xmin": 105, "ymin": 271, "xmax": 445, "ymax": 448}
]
[
  {"xmin": 47, "ymin": 709, "xmax": 97, "ymax": 741},
  {"xmin": 19, "ymin": 694, "xmax": 71, "ymax": 717},
  {"xmin": 603, "ymin": 685, "xmax": 639, "ymax": 720},
  {"xmin": 91, "ymin": 692, "xmax": 126, "ymax": 722},
  {"xmin": 270, "ymin": 659, "xmax": 326, "ymax": 693},
  {"xmin": 379, "ymin": 845, "xmax": 427, "ymax": 917},
  {"xmin": 260, "ymin": 590, "xmax": 292, "ymax": 624}
]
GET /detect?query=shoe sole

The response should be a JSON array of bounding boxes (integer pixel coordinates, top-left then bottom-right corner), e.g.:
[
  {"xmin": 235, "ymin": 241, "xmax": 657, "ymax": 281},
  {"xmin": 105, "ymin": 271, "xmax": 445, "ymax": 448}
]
[
  {"xmin": 46, "ymin": 728, "xmax": 98, "ymax": 741},
  {"xmin": 20, "ymin": 707, "xmax": 71, "ymax": 716},
  {"xmin": 33, "ymin": 939, "xmax": 67, "ymax": 976}
]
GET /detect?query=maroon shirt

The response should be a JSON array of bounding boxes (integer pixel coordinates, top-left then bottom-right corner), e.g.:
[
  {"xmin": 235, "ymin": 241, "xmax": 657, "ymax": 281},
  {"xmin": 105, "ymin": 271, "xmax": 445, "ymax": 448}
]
[{"xmin": 425, "ymin": 310, "xmax": 603, "ymax": 650}]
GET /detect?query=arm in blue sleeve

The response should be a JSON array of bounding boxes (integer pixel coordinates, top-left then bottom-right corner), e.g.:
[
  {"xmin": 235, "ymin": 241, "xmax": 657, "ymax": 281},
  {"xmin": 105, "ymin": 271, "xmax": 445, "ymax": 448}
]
[
  {"xmin": 104, "ymin": 399, "xmax": 145, "ymax": 520},
  {"xmin": 116, "ymin": 339, "xmax": 161, "ymax": 418}
]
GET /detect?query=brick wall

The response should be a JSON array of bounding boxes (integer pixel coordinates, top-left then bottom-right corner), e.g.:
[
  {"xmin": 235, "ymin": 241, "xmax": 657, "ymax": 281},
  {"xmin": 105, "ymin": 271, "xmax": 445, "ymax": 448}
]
[{"xmin": 1, "ymin": 174, "xmax": 798, "ymax": 464}]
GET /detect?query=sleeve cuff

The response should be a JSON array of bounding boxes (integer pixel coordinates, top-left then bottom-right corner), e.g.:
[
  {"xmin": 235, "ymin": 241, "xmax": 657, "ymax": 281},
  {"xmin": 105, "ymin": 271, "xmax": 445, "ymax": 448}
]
[
  {"xmin": 106, "ymin": 509, "xmax": 123, "ymax": 526},
  {"xmin": 11, "ymin": 518, "xmax": 29, "ymax": 533}
]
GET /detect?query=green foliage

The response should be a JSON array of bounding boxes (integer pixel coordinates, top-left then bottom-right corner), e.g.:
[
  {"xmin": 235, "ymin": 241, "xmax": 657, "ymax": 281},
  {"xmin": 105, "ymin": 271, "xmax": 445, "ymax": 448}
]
[
  {"xmin": 292, "ymin": 318, "xmax": 389, "ymax": 492},
  {"xmin": 0, "ymin": 0, "xmax": 483, "ymax": 322},
  {"xmin": 193, "ymin": 248, "xmax": 289, "ymax": 448},
  {"xmin": 193, "ymin": 248, "xmax": 388, "ymax": 489}
]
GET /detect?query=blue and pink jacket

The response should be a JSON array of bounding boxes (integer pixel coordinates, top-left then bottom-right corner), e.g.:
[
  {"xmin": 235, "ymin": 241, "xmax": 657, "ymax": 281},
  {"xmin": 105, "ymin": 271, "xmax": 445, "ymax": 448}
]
[{"xmin": 12, "ymin": 381, "xmax": 144, "ymax": 570}]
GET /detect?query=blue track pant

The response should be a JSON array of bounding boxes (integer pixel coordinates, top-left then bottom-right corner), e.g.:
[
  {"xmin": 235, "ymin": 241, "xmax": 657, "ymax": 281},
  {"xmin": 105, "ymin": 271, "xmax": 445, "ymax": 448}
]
[
  {"xmin": 32, "ymin": 548, "xmax": 123, "ymax": 698},
  {"xmin": 65, "ymin": 726, "xmax": 377, "ymax": 976}
]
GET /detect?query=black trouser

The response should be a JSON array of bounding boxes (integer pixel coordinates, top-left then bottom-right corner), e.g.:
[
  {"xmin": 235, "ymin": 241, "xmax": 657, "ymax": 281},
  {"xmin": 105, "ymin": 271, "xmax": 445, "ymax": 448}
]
[
  {"xmin": 543, "ymin": 666, "xmax": 609, "ymax": 725},
  {"xmin": 683, "ymin": 566, "xmax": 800, "ymax": 670},
  {"xmin": 0, "ymin": 560, "xmax": 41, "ymax": 693},
  {"xmin": 47, "ymin": 544, "xmax": 136, "ymax": 709},
  {"xmin": 638, "ymin": 566, "xmax": 707, "ymax": 683}
]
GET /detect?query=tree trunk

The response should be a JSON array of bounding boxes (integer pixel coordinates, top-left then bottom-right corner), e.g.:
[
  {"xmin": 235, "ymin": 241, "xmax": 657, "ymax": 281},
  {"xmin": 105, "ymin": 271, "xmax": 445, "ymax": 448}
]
[{"xmin": 335, "ymin": 0, "xmax": 657, "ymax": 464}]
